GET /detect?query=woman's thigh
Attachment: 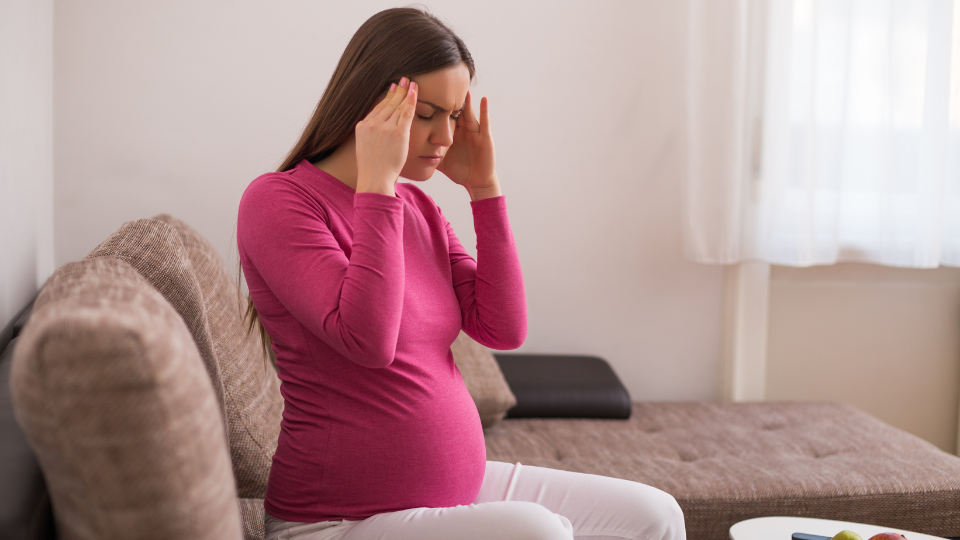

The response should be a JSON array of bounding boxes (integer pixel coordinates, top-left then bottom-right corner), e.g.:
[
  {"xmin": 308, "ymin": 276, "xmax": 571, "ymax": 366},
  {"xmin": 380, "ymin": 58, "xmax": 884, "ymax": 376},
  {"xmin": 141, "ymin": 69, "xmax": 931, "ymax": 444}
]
[
  {"xmin": 264, "ymin": 461, "xmax": 684, "ymax": 540},
  {"xmin": 265, "ymin": 501, "xmax": 573, "ymax": 540},
  {"xmin": 476, "ymin": 461, "xmax": 686, "ymax": 540},
  {"xmin": 335, "ymin": 501, "xmax": 574, "ymax": 540}
]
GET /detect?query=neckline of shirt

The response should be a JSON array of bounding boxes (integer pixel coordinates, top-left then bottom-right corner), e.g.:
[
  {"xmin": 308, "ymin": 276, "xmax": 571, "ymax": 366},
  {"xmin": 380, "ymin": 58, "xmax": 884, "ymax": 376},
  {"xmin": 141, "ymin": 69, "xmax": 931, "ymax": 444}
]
[{"xmin": 294, "ymin": 159, "xmax": 403, "ymax": 199}]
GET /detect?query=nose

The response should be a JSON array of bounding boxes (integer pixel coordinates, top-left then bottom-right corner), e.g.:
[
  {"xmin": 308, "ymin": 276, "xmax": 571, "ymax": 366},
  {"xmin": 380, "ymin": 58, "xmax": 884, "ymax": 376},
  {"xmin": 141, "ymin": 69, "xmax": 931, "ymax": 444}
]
[{"xmin": 430, "ymin": 118, "xmax": 455, "ymax": 147}]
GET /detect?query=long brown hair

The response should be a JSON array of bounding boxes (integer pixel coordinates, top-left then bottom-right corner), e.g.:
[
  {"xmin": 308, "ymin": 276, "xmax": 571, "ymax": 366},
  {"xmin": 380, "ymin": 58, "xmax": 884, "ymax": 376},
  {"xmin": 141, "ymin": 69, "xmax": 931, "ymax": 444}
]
[{"xmin": 239, "ymin": 7, "xmax": 476, "ymax": 365}]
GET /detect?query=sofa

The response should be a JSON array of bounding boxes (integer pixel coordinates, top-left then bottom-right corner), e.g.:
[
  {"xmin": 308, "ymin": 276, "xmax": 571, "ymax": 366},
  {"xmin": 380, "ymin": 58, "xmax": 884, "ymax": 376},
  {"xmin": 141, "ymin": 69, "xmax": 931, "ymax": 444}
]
[{"xmin": 4, "ymin": 214, "xmax": 960, "ymax": 540}]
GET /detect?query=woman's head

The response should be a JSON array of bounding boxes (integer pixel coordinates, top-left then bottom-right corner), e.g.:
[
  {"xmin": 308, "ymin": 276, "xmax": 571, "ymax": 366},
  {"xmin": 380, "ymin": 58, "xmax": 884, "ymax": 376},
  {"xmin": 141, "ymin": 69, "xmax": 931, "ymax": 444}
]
[
  {"xmin": 276, "ymin": 7, "xmax": 475, "ymax": 175},
  {"xmin": 246, "ymin": 8, "xmax": 475, "ymax": 364}
]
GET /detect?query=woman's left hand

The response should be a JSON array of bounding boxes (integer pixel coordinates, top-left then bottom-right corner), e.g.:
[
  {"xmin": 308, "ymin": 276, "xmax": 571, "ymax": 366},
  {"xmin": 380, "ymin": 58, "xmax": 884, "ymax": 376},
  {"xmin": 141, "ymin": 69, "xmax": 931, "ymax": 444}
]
[{"xmin": 437, "ymin": 91, "xmax": 501, "ymax": 200}]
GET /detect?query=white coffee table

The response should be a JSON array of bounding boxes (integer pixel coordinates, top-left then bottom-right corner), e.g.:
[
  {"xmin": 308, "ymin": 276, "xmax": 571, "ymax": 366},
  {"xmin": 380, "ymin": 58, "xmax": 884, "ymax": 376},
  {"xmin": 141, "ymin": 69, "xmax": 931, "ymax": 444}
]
[{"xmin": 730, "ymin": 517, "xmax": 948, "ymax": 540}]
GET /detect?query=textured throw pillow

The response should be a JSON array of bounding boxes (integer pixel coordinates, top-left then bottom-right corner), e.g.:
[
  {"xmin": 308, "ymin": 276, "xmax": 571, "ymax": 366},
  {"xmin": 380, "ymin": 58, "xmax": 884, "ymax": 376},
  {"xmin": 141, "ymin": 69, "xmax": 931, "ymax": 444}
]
[
  {"xmin": 10, "ymin": 257, "xmax": 242, "ymax": 540},
  {"xmin": 451, "ymin": 331, "xmax": 517, "ymax": 428}
]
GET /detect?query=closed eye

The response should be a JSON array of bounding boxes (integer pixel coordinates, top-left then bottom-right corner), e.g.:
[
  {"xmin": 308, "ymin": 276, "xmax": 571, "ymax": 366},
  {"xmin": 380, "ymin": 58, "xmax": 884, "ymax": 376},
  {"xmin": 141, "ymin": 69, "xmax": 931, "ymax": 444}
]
[
  {"xmin": 417, "ymin": 113, "xmax": 462, "ymax": 121},
  {"xmin": 417, "ymin": 99, "xmax": 465, "ymax": 121}
]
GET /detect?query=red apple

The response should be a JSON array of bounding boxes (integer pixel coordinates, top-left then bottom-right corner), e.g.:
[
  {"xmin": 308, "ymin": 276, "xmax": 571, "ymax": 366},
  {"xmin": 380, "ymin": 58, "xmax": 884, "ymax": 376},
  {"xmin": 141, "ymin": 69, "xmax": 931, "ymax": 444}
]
[{"xmin": 868, "ymin": 533, "xmax": 907, "ymax": 540}]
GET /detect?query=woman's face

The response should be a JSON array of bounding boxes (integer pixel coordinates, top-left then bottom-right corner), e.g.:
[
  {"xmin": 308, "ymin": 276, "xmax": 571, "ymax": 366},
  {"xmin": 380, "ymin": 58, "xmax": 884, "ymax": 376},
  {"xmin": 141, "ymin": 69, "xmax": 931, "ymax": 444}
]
[{"xmin": 399, "ymin": 63, "xmax": 472, "ymax": 181}]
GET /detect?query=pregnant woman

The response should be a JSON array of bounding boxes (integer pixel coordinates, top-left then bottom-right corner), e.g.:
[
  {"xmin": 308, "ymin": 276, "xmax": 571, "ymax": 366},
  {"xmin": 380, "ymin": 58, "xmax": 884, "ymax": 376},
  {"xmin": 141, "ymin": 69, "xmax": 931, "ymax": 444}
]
[{"xmin": 236, "ymin": 7, "xmax": 685, "ymax": 540}]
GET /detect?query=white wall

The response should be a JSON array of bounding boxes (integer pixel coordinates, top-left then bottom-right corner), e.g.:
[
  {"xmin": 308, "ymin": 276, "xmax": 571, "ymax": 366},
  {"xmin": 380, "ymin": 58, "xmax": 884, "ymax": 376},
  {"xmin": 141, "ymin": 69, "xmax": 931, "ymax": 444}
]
[
  {"xmin": 767, "ymin": 264, "xmax": 960, "ymax": 454},
  {"xmin": 53, "ymin": 0, "xmax": 724, "ymax": 400},
  {"xmin": 1, "ymin": 0, "xmax": 54, "ymax": 326}
]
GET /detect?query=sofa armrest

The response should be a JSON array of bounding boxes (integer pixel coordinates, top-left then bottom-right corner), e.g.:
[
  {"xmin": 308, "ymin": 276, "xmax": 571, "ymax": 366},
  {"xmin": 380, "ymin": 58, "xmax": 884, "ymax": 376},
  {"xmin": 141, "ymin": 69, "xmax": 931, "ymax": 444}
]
[
  {"xmin": 1, "ymin": 336, "xmax": 56, "ymax": 540},
  {"xmin": 1, "ymin": 294, "xmax": 54, "ymax": 540}
]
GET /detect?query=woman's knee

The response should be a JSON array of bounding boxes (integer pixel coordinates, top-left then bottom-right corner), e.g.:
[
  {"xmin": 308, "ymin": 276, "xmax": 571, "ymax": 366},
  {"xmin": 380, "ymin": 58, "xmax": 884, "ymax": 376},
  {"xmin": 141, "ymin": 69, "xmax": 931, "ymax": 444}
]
[
  {"xmin": 622, "ymin": 484, "xmax": 686, "ymax": 540},
  {"xmin": 491, "ymin": 501, "xmax": 574, "ymax": 540},
  {"xmin": 657, "ymin": 491, "xmax": 686, "ymax": 540}
]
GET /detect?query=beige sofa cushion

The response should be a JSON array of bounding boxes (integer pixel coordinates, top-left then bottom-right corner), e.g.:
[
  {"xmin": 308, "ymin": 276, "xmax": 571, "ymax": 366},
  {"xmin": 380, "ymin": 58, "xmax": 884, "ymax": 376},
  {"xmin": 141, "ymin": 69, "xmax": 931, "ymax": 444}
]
[
  {"xmin": 10, "ymin": 257, "xmax": 242, "ymax": 540},
  {"xmin": 451, "ymin": 331, "xmax": 517, "ymax": 428},
  {"xmin": 238, "ymin": 498, "xmax": 266, "ymax": 540},
  {"xmin": 85, "ymin": 216, "xmax": 283, "ymax": 499}
]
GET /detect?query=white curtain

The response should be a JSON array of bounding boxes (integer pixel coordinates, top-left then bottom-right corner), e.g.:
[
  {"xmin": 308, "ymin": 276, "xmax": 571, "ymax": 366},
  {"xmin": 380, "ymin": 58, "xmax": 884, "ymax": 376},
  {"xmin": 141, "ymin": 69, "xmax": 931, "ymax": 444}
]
[{"xmin": 684, "ymin": 0, "xmax": 960, "ymax": 268}]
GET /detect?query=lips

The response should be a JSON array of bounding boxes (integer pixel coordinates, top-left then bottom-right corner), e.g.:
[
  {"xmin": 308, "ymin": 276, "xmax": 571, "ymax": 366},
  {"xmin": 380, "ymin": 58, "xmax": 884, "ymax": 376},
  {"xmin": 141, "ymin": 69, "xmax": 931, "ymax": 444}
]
[{"xmin": 420, "ymin": 155, "xmax": 443, "ymax": 164}]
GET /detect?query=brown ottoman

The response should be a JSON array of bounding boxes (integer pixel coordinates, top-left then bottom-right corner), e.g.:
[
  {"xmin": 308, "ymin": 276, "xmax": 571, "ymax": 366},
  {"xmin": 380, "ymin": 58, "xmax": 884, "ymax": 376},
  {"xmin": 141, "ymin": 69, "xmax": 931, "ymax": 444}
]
[{"xmin": 484, "ymin": 401, "xmax": 960, "ymax": 540}]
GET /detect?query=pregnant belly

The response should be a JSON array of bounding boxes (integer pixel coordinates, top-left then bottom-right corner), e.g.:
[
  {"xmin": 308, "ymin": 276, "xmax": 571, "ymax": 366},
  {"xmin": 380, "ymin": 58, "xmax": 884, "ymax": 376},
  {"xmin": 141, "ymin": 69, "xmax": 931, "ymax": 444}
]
[{"xmin": 317, "ymin": 380, "xmax": 486, "ymax": 519}]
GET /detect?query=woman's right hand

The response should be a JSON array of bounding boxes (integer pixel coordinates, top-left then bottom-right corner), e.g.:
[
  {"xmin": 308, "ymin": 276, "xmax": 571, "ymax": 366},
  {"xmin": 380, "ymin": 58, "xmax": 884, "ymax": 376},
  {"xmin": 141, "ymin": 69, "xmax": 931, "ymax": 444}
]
[{"xmin": 354, "ymin": 77, "xmax": 418, "ymax": 196}]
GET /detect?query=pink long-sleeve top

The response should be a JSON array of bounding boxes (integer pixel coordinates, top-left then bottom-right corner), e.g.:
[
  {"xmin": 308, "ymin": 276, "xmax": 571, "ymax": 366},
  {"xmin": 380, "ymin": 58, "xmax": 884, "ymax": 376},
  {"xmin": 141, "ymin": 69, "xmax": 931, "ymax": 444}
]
[{"xmin": 236, "ymin": 158, "xmax": 527, "ymax": 522}]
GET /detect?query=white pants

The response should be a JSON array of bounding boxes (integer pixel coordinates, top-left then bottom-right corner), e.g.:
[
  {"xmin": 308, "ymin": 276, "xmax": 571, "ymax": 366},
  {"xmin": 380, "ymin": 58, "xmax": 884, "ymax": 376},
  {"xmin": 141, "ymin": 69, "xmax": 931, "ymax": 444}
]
[{"xmin": 264, "ymin": 461, "xmax": 686, "ymax": 540}]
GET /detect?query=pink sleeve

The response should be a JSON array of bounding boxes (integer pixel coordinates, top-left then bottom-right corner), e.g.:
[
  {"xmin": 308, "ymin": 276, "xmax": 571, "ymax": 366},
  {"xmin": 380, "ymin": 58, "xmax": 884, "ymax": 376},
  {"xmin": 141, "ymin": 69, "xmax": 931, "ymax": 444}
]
[
  {"xmin": 238, "ymin": 180, "xmax": 404, "ymax": 368},
  {"xmin": 443, "ymin": 195, "xmax": 527, "ymax": 350}
]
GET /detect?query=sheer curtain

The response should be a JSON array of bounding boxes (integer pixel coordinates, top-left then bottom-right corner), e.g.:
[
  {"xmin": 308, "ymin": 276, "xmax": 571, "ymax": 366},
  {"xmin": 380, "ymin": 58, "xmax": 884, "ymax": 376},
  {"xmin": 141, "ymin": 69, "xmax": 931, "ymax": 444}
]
[{"xmin": 684, "ymin": 0, "xmax": 960, "ymax": 268}]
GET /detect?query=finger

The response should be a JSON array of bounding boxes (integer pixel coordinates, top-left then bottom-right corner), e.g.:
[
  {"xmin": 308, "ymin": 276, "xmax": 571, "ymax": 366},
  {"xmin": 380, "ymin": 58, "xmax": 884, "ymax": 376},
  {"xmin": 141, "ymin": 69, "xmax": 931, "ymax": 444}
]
[
  {"xmin": 368, "ymin": 82, "xmax": 397, "ymax": 118},
  {"xmin": 462, "ymin": 91, "xmax": 480, "ymax": 132},
  {"xmin": 479, "ymin": 96, "xmax": 492, "ymax": 138},
  {"xmin": 379, "ymin": 77, "xmax": 410, "ymax": 120},
  {"xmin": 455, "ymin": 91, "xmax": 467, "ymax": 130},
  {"xmin": 395, "ymin": 81, "xmax": 418, "ymax": 127}
]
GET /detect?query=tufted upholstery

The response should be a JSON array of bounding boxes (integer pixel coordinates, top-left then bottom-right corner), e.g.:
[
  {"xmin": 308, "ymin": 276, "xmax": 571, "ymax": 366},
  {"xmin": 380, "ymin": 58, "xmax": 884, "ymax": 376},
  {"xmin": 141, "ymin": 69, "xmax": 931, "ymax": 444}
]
[{"xmin": 485, "ymin": 401, "xmax": 960, "ymax": 540}]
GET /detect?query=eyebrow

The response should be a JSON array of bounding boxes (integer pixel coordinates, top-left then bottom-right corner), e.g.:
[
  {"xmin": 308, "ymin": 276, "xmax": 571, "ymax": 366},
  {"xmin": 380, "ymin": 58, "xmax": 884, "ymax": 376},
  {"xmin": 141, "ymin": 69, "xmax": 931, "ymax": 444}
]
[{"xmin": 418, "ymin": 100, "xmax": 464, "ymax": 114}]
